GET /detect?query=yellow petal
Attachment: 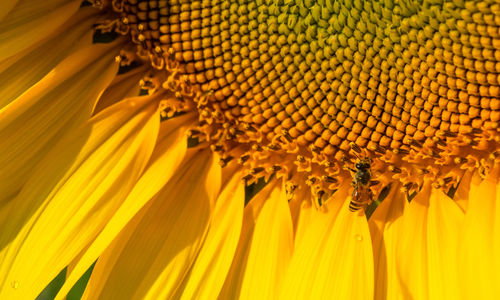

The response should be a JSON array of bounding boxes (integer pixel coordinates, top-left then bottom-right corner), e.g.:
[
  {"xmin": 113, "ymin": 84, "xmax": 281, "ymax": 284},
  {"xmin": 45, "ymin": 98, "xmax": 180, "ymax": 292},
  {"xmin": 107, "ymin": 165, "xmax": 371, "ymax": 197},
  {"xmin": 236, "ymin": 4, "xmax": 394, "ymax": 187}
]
[
  {"xmin": 280, "ymin": 183, "xmax": 374, "ymax": 299},
  {"xmin": 495, "ymin": 166, "xmax": 500, "ymax": 291},
  {"xmin": 239, "ymin": 180, "xmax": 294, "ymax": 300},
  {"xmin": 292, "ymin": 182, "xmax": 349, "ymax": 247},
  {"xmin": 0, "ymin": 40, "xmax": 120, "ymax": 202},
  {"xmin": 395, "ymin": 181, "xmax": 464, "ymax": 299},
  {"xmin": 56, "ymin": 113, "xmax": 195, "ymax": 299},
  {"xmin": 288, "ymin": 185, "xmax": 312, "ymax": 244},
  {"xmin": 293, "ymin": 201, "xmax": 316, "ymax": 247},
  {"xmin": 0, "ymin": 0, "xmax": 18, "ymax": 22},
  {"xmin": 453, "ymin": 169, "xmax": 473, "ymax": 213},
  {"xmin": 218, "ymin": 180, "xmax": 277, "ymax": 300},
  {"xmin": 82, "ymin": 150, "xmax": 221, "ymax": 299},
  {"xmin": 460, "ymin": 164, "xmax": 499, "ymax": 298},
  {"xmin": 394, "ymin": 183, "xmax": 431, "ymax": 299},
  {"xmin": 0, "ymin": 6, "xmax": 98, "ymax": 109},
  {"xmin": 0, "ymin": 0, "xmax": 81, "ymax": 61},
  {"xmin": 368, "ymin": 183, "xmax": 406, "ymax": 300},
  {"xmin": 0, "ymin": 95, "xmax": 160, "ymax": 299},
  {"xmin": 93, "ymin": 65, "xmax": 147, "ymax": 115},
  {"xmin": 82, "ymin": 194, "xmax": 154, "ymax": 300},
  {"xmin": 176, "ymin": 171, "xmax": 245, "ymax": 300},
  {"xmin": 426, "ymin": 188, "xmax": 464, "ymax": 299}
]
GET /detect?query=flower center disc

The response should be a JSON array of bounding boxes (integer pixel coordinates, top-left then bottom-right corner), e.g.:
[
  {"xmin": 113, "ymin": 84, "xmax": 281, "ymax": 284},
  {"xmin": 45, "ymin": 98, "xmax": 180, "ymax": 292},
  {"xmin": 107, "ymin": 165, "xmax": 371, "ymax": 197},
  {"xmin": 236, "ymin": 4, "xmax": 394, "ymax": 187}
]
[{"xmin": 113, "ymin": 0, "xmax": 500, "ymax": 197}]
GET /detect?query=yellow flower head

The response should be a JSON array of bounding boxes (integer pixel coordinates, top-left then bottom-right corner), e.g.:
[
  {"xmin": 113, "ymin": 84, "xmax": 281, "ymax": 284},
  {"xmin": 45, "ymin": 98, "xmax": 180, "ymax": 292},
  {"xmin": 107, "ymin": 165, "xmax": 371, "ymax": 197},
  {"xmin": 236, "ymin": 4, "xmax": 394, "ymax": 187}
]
[
  {"xmin": 97, "ymin": 0, "xmax": 500, "ymax": 205},
  {"xmin": 0, "ymin": 0, "xmax": 498, "ymax": 299}
]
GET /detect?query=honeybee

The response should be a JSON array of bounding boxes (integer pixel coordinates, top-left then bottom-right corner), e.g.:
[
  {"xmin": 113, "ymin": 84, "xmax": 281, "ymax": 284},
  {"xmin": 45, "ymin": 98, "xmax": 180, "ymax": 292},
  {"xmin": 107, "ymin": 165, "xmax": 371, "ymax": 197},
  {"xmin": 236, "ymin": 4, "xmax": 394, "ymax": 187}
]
[{"xmin": 349, "ymin": 158, "xmax": 375, "ymax": 212}]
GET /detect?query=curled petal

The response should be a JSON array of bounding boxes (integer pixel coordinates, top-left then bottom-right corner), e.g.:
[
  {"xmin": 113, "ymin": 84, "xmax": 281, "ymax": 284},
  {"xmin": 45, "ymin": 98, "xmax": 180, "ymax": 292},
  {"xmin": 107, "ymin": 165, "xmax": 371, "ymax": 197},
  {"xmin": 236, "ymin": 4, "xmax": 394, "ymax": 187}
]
[
  {"xmin": 57, "ymin": 113, "xmax": 196, "ymax": 299},
  {"xmin": 82, "ymin": 150, "xmax": 221, "ymax": 299},
  {"xmin": 176, "ymin": 171, "xmax": 245, "ymax": 300},
  {"xmin": 0, "ymin": 95, "xmax": 160, "ymax": 299},
  {"xmin": 0, "ymin": 40, "xmax": 120, "ymax": 202}
]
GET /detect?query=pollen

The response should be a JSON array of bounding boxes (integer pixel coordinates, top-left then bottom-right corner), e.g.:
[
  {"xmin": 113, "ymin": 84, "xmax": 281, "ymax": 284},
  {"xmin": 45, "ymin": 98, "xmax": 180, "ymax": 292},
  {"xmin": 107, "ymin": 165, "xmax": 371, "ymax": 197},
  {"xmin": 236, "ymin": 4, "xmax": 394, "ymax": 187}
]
[{"xmin": 108, "ymin": 0, "xmax": 499, "ymax": 201}]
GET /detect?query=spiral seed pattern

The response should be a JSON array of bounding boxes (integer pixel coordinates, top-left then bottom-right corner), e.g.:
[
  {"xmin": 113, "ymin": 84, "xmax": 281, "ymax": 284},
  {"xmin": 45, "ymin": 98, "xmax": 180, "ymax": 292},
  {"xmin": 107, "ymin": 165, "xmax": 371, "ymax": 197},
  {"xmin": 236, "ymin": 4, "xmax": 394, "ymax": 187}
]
[{"xmin": 111, "ymin": 0, "xmax": 500, "ymax": 197}]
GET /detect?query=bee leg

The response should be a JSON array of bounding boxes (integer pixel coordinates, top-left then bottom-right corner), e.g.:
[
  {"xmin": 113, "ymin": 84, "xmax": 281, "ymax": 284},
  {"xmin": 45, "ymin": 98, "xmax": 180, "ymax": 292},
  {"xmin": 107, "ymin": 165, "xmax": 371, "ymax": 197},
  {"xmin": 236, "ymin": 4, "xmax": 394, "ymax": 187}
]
[{"xmin": 369, "ymin": 180, "xmax": 380, "ymax": 186}]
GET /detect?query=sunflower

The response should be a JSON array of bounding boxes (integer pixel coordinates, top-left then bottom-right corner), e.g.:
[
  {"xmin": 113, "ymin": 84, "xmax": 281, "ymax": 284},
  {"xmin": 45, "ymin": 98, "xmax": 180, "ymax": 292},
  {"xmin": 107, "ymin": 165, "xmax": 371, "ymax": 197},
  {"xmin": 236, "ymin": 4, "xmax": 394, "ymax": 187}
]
[{"xmin": 0, "ymin": 0, "xmax": 499, "ymax": 299}]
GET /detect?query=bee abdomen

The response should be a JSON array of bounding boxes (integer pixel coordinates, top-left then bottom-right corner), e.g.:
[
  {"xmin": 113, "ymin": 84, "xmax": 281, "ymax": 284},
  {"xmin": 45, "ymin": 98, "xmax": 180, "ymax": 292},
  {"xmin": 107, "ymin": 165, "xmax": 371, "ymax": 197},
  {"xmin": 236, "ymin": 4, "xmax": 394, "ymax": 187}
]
[{"xmin": 349, "ymin": 200, "xmax": 363, "ymax": 212}]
